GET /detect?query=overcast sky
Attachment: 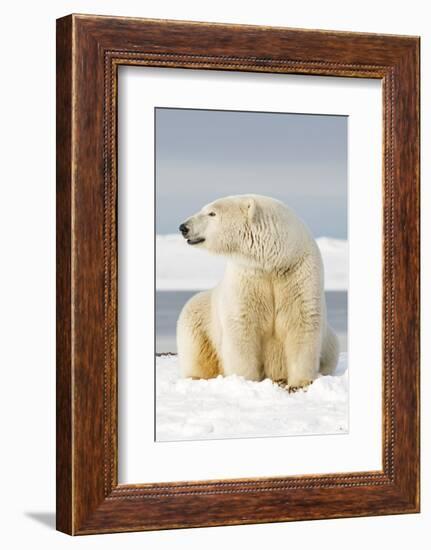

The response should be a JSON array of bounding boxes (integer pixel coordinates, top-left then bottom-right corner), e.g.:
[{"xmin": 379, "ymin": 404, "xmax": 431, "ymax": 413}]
[{"xmin": 155, "ymin": 108, "xmax": 347, "ymax": 239}]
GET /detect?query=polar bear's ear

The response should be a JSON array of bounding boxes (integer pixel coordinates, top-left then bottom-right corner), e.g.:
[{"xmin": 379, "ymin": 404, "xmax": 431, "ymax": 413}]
[{"xmin": 247, "ymin": 198, "xmax": 258, "ymax": 222}]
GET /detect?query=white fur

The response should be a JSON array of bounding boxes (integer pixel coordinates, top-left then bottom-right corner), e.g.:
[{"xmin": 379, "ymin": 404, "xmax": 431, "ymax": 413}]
[{"xmin": 176, "ymin": 194, "xmax": 339, "ymax": 389}]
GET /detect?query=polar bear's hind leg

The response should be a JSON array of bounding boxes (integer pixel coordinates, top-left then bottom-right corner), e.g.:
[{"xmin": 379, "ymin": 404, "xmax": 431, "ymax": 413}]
[
  {"xmin": 319, "ymin": 325, "xmax": 339, "ymax": 375},
  {"xmin": 177, "ymin": 291, "xmax": 220, "ymax": 379}
]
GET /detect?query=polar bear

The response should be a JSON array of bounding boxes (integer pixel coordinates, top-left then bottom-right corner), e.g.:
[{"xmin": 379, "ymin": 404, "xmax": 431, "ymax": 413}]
[{"xmin": 176, "ymin": 194, "xmax": 339, "ymax": 390}]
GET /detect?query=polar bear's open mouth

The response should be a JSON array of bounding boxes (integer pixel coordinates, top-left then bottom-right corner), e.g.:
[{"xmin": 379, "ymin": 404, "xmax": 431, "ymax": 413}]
[{"xmin": 187, "ymin": 237, "xmax": 205, "ymax": 245}]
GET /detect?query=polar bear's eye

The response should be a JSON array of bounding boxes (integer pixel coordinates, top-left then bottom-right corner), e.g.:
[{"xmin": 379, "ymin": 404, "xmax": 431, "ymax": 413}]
[{"xmin": 208, "ymin": 212, "xmax": 216, "ymax": 217}]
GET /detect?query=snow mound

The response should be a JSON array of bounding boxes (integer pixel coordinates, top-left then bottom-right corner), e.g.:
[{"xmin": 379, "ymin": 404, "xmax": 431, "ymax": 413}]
[
  {"xmin": 156, "ymin": 234, "xmax": 348, "ymax": 291},
  {"xmin": 316, "ymin": 237, "xmax": 348, "ymax": 291},
  {"xmin": 156, "ymin": 353, "xmax": 348, "ymax": 441}
]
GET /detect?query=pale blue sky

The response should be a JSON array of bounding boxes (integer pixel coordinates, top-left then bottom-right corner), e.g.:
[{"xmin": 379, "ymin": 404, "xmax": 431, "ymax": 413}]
[{"xmin": 155, "ymin": 108, "xmax": 347, "ymax": 239}]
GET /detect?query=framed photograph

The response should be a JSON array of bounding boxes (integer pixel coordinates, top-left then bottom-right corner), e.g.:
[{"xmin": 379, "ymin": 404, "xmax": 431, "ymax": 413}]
[{"xmin": 56, "ymin": 14, "xmax": 420, "ymax": 534}]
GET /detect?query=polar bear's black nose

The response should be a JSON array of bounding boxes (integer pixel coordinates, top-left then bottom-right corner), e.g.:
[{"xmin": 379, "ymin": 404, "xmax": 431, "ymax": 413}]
[{"xmin": 179, "ymin": 223, "xmax": 189, "ymax": 236}]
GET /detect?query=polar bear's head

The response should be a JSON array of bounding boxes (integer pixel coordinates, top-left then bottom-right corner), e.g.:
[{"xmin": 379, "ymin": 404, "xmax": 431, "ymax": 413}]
[
  {"xmin": 179, "ymin": 194, "xmax": 308, "ymax": 268},
  {"xmin": 179, "ymin": 195, "xmax": 257, "ymax": 253}
]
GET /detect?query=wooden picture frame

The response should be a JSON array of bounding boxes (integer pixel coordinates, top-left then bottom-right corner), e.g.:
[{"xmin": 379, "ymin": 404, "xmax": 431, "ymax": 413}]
[{"xmin": 56, "ymin": 14, "xmax": 420, "ymax": 535}]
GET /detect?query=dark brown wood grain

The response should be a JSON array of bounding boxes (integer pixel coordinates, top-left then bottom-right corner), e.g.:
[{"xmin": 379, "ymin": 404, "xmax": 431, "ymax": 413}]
[
  {"xmin": 56, "ymin": 15, "xmax": 73, "ymax": 535},
  {"xmin": 56, "ymin": 14, "xmax": 420, "ymax": 535}
]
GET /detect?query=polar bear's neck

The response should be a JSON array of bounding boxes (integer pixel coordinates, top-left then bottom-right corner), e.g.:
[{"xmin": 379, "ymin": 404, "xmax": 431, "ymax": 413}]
[{"xmin": 231, "ymin": 209, "xmax": 314, "ymax": 274}]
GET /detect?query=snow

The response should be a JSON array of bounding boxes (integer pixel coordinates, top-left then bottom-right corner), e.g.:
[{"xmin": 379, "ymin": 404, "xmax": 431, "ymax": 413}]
[
  {"xmin": 156, "ymin": 234, "xmax": 348, "ymax": 291},
  {"xmin": 156, "ymin": 353, "xmax": 348, "ymax": 442}
]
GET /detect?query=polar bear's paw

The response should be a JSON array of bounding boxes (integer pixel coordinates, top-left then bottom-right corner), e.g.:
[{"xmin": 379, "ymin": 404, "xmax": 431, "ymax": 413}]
[
  {"xmin": 287, "ymin": 379, "xmax": 314, "ymax": 393},
  {"xmin": 273, "ymin": 378, "xmax": 314, "ymax": 392}
]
